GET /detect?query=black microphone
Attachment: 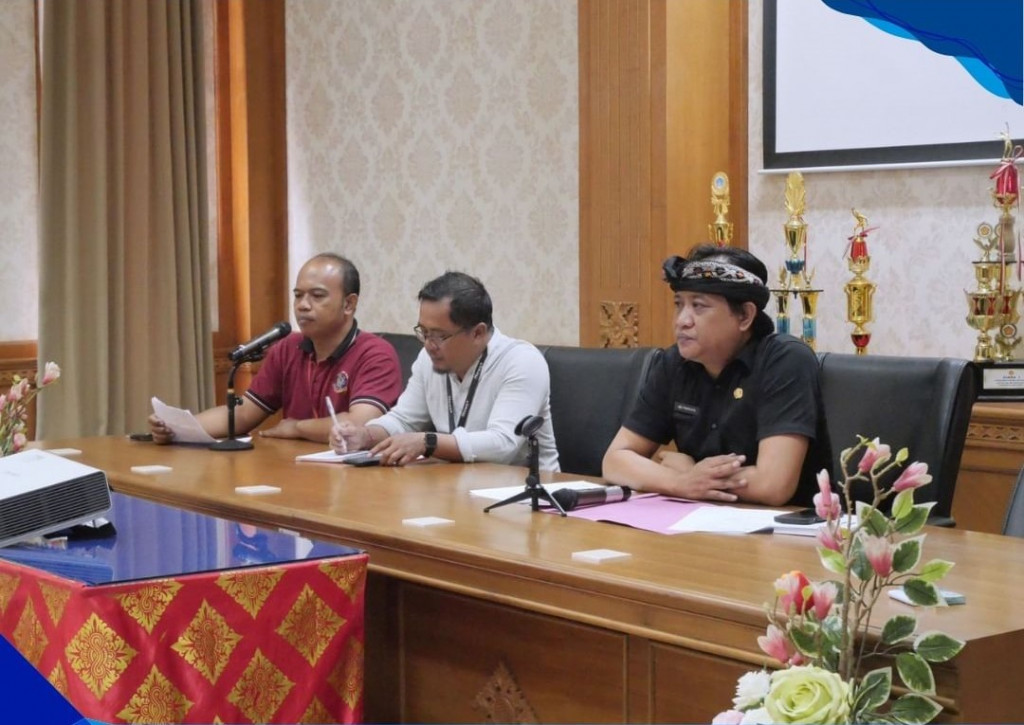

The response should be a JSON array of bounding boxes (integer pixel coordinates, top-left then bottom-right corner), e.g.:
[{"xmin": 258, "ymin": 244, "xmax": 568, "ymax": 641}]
[
  {"xmin": 552, "ymin": 485, "xmax": 632, "ymax": 511},
  {"xmin": 515, "ymin": 415, "xmax": 544, "ymax": 438},
  {"xmin": 229, "ymin": 321, "xmax": 292, "ymax": 362}
]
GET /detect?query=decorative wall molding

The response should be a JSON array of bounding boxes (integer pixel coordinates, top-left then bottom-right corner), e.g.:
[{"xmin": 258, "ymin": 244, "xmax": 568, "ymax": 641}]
[{"xmin": 599, "ymin": 301, "xmax": 639, "ymax": 348}]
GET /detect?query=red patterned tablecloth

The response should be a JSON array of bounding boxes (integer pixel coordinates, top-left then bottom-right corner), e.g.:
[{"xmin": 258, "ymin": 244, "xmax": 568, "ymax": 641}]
[{"xmin": 0, "ymin": 554, "xmax": 367, "ymax": 724}]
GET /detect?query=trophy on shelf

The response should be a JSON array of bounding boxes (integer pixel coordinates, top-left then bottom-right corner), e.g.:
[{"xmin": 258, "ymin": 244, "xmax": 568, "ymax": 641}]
[
  {"xmin": 708, "ymin": 171, "xmax": 733, "ymax": 246},
  {"xmin": 844, "ymin": 209, "xmax": 877, "ymax": 354},
  {"xmin": 965, "ymin": 130, "xmax": 1024, "ymax": 399},
  {"xmin": 771, "ymin": 172, "xmax": 823, "ymax": 349}
]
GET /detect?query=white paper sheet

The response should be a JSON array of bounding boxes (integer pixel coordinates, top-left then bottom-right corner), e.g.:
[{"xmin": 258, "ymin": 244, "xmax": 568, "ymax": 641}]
[
  {"xmin": 151, "ymin": 397, "xmax": 217, "ymax": 444},
  {"xmin": 668, "ymin": 506, "xmax": 786, "ymax": 534},
  {"xmin": 468, "ymin": 481, "xmax": 600, "ymax": 502}
]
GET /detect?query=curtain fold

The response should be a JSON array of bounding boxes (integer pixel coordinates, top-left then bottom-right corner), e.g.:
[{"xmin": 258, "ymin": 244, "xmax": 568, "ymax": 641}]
[{"xmin": 37, "ymin": 0, "xmax": 213, "ymax": 439}]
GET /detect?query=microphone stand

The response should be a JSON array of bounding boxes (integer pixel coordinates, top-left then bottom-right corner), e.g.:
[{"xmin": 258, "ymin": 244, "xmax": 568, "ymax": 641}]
[
  {"xmin": 484, "ymin": 433, "xmax": 566, "ymax": 516},
  {"xmin": 209, "ymin": 360, "xmax": 254, "ymax": 451}
]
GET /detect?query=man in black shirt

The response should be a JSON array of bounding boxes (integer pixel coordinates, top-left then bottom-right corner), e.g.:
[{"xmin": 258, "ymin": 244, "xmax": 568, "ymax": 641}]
[{"xmin": 602, "ymin": 245, "xmax": 831, "ymax": 507}]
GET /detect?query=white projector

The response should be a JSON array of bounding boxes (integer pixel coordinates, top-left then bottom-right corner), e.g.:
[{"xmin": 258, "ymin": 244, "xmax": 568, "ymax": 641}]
[{"xmin": 0, "ymin": 449, "xmax": 111, "ymax": 548}]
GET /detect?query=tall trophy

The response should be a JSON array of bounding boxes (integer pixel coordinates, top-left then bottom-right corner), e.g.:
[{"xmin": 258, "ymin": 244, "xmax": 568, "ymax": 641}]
[
  {"xmin": 965, "ymin": 130, "xmax": 1024, "ymax": 399},
  {"xmin": 708, "ymin": 172, "xmax": 733, "ymax": 247},
  {"xmin": 771, "ymin": 172, "xmax": 823, "ymax": 349},
  {"xmin": 844, "ymin": 210, "xmax": 877, "ymax": 354}
]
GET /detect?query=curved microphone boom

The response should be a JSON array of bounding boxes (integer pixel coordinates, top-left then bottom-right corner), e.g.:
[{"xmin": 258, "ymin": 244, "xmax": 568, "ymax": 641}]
[{"xmin": 229, "ymin": 322, "xmax": 292, "ymax": 362}]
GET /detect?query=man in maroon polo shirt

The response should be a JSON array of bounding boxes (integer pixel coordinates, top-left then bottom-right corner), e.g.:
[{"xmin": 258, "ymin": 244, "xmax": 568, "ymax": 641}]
[{"xmin": 148, "ymin": 253, "xmax": 402, "ymax": 445}]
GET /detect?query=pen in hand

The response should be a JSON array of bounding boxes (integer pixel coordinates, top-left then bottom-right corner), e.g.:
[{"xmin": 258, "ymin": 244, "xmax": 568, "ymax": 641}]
[{"xmin": 325, "ymin": 397, "xmax": 346, "ymax": 452}]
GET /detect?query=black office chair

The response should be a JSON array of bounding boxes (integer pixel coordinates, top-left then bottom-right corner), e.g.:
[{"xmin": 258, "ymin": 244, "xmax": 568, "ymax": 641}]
[
  {"xmin": 543, "ymin": 345, "xmax": 659, "ymax": 477},
  {"xmin": 817, "ymin": 353, "xmax": 978, "ymax": 527},
  {"xmin": 1002, "ymin": 466, "xmax": 1024, "ymax": 537},
  {"xmin": 376, "ymin": 332, "xmax": 422, "ymax": 388}
]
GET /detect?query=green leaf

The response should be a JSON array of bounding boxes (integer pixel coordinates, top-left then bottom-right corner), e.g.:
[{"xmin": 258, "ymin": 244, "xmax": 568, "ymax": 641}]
[
  {"xmin": 888, "ymin": 693, "xmax": 942, "ymax": 724},
  {"xmin": 865, "ymin": 507, "xmax": 890, "ymax": 536},
  {"xmin": 881, "ymin": 614, "xmax": 917, "ymax": 644},
  {"xmin": 853, "ymin": 666, "xmax": 892, "ymax": 715},
  {"xmin": 892, "ymin": 536, "xmax": 924, "ymax": 574},
  {"xmin": 895, "ymin": 447, "xmax": 910, "ymax": 463},
  {"xmin": 902, "ymin": 578, "xmax": 943, "ymax": 607},
  {"xmin": 851, "ymin": 536, "xmax": 874, "ymax": 581},
  {"xmin": 917, "ymin": 559, "xmax": 954, "ymax": 584},
  {"xmin": 894, "ymin": 503, "xmax": 934, "ymax": 535},
  {"xmin": 818, "ymin": 547, "xmax": 847, "ymax": 574},
  {"xmin": 914, "ymin": 631, "xmax": 965, "ymax": 663},
  {"xmin": 788, "ymin": 623, "xmax": 819, "ymax": 656},
  {"xmin": 896, "ymin": 651, "xmax": 936, "ymax": 695},
  {"xmin": 892, "ymin": 488, "xmax": 914, "ymax": 519}
]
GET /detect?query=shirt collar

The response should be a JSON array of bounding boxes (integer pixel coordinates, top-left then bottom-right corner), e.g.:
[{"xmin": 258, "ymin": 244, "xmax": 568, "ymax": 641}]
[{"xmin": 299, "ymin": 320, "xmax": 360, "ymax": 362}]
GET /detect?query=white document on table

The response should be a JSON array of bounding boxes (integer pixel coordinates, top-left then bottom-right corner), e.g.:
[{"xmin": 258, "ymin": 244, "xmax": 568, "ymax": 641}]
[
  {"xmin": 295, "ymin": 449, "xmax": 379, "ymax": 463},
  {"xmin": 468, "ymin": 481, "xmax": 598, "ymax": 502},
  {"xmin": 668, "ymin": 506, "xmax": 786, "ymax": 534},
  {"xmin": 151, "ymin": 397, "xmax": 218, "ymax": 445}
]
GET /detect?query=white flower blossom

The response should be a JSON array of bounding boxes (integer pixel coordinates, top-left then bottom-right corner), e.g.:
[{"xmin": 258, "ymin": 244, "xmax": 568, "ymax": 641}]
[{"xmin": 732, "ymin": 670, "xmax": 771, "ymax": 710}]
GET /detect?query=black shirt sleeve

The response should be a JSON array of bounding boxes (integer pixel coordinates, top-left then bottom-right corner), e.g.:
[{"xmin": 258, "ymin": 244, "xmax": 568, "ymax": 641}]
[{"xmin": 622, "ymin": 347, "xmax": 678, "ymax": 445}]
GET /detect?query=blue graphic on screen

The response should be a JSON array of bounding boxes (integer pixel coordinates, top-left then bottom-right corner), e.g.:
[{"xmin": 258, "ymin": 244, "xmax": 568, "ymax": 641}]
[{"xmin": 822, "ymin": 0, "xmax": 1023, "ymax": 105}]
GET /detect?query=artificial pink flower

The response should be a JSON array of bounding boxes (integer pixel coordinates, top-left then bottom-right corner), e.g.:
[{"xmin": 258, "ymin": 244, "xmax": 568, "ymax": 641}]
[
  {"xmin": 757, "ymin": 624, "xmax": 792, "ymax": 663},
  {"xmin": 712, "ymin": 710, "xmax": 745, "ymax": 725},
  {"xmin": 12, "ymin": 432, "xmax": 27, "ymax": 453},
  {"xmin": 862, "ymin": 534, "xmax": 894, "ymax": 577},
  {"xmin": 857, "ymin": 438, "xmax": 891, "ymax": 473},
  {"xmin": 41, "ymin": 362, "xmax": 61, "ymax": 386},
  {"xmin": 817, "ymin": 525, "xmax": 842, "ymax": 552},
  {"xmin": 892, "ymin": 461, "xmax": 932, "ymax": 492},
  {"xmin": 810, "ymin": 581, "xmax": 837, "ymax": 620},
  {"xmin": 814, "ymin": 469, "xmax": 841, "ymax": 520},
  {"xmin": 774, "ymin": 570, "xmax": 813, "ymax": 614}
]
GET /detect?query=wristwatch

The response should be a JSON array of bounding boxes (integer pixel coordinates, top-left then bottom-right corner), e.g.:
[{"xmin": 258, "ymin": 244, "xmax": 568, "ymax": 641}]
[{"xmin": 423, "ymin": 432, "xmax": 438, "ymax": 458}]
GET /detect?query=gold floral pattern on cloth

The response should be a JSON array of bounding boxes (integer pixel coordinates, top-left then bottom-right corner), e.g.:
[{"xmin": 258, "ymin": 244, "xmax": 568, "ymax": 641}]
[
  {"xmin": 0, "ymin": 571, "xmax": 19, "ymax": 615},
  {"xmin": 298, "ymin": 696, "xmax": 334, "ymax": 724},
  {"xmin": 227, "ymin": 648, "xmax": 294, "ymax": 723},
  {"xmin": 171, "ymin": 599, "xmax": 243, "ymax": 684},
  {"xmin": 39, "ymin": 580, "xmax": 72, "ymax": 625},
  {"xmin": 328, "ymin": 637, "xmax": 364, "ymax": 712},
  {"xmin": 48, "ymin": 660, "xmax": 69, "ymax": 696},
  {"xmin": 115, "ymin": 579, "xmax": 183, "ymax": 633},
  {"xmin": 66, "ymin": 612, "xmax": 138, "ymax": 698},
  {"xmin": 217, "ymin": 567, "xmax": 284, "ymax": 618},
  {"xmin": 117, "ymin": 665, "xmax": 194, "ymax": 724},
  {"xmin": 277, "ymin": 583, "xmax": 346, "ymax": 667},
  {"xmin": 319, "ymin": 559, "xmax": 365, "ymax": 602},
  {"xmin": 13, "ymin": 598, "xmax": 47, "ymax": 666}
]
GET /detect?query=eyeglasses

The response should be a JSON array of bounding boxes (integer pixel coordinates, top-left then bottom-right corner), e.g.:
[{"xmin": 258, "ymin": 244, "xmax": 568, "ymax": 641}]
[{"xmin": 413, "ymin": 325, "xmax": 468, "ymax": 346}]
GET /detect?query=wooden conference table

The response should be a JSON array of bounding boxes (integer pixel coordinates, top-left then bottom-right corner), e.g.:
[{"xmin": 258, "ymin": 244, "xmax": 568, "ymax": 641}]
[{"xmin": 35, "ymin": 436, "xmax": 1024, "ymax": 723}]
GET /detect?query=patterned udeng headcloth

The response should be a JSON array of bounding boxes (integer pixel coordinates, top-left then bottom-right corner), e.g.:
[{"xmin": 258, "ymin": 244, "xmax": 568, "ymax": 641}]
[{"xmin": 662, "ymin": 255, "xmax": 770, "ymax": 310}]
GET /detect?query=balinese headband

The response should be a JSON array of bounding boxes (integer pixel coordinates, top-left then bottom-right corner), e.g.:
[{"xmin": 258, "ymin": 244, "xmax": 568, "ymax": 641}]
[{"xmin": 662, "ymin": 255, "xmax": 770, "ymax": 310}]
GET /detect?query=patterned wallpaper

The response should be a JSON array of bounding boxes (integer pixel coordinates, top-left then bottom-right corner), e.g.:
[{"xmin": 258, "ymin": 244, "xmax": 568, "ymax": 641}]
[
  {"xmin": 0, "ymin": 1, "xmax": 39, "ymax": 342},
  {"xmin": 285, "ymin": 0, "xmax": 580, "ymax": 345},
  {"xmin": 1, "ymin": 0, "xmax": 1011, "ymax": 360},
  {"xmin": 747, "ymin": 2, "xmax": 998, "ymax": 360}
]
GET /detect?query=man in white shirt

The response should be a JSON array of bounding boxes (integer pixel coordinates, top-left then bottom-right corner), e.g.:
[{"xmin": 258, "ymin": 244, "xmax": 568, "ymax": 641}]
[{"xmin": 331, "ymin": 271, "xmax": 559, "ymax": 470}]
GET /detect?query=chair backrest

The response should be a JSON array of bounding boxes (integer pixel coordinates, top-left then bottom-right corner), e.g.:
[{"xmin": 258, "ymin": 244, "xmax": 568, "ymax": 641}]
[
  {"xmin": 1002, "ymin": 466, "xmax": 1024, "ymax": 537},
  {"xmin": 542, "ymin": 345, "xmax": 659, "ymax": 477},
  {"xmin": 817, "ymin": 352, "xmax": 977, "ymax": 526},
  {"xmin": 375, "ymin": 332, "xmax": 421, "ymax": 389}
]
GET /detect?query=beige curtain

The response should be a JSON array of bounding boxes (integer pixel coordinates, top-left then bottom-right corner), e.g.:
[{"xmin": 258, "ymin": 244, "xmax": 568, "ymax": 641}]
[{"xmin": 37, "ymin": 0, "xmax": 213, "ymax": 438}]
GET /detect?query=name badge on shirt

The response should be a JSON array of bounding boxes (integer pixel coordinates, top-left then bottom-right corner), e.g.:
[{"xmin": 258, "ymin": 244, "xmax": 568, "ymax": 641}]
[{"xmin": 673, "ymin": 402, "xmax": 699, "ymax": 420}]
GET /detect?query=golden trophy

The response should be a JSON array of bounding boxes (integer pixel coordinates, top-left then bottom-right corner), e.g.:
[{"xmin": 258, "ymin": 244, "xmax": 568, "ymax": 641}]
[
  {"xmin": 770, "ymin": 172, "xmax": 823, "ymax": 349},
  {"xmin": 966, "ymin": 130, "xmax": 1024, "ymax": 399},
  {"xmin": 844, "ymin": 209, "xmax": 877, "ymax": 354},
  {"xmin": 708, "ymin": 172, "xmax": 733, "ymax": 246}
]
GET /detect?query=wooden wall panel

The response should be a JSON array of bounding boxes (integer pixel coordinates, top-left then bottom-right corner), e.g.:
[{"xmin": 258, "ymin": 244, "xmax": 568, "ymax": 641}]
[{"xmin": 579, "ymin": 0, "xmax": 748, "ymax": 348}]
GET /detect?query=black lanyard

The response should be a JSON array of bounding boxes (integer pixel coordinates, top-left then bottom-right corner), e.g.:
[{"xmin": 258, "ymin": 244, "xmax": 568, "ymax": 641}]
[{"xmin": 446, "ymin": 347, "xmax": 488, "ymax": 432}]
